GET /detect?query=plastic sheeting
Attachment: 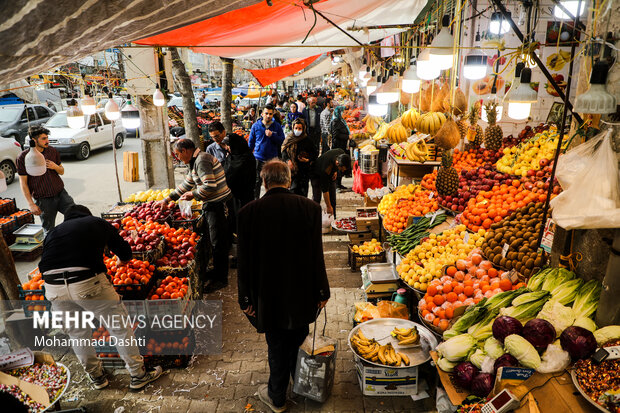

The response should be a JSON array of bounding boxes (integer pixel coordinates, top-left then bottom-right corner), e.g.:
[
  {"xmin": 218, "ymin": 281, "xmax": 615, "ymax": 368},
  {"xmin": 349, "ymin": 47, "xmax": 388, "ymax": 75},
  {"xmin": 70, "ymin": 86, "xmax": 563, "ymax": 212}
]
[
  {"xmin": 135, "ymin": 0, "xmax": 426, "ymax": 59},
  {"xmin": 282, "ymin": 58, "xmax": 344, "ymax": 81},
  {"xmin": 247, "ymin": 54, "xmax": 321, "ymax": 86}
]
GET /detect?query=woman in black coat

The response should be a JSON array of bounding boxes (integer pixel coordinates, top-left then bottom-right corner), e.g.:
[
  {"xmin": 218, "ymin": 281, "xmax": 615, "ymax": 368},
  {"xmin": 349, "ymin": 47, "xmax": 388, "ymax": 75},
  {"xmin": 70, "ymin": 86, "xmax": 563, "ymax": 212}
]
[
  {"xmin": 226, "ymin": 133, "xmax": 256, "ymax": 207},
  {"xmin": 281, "ymin": 118, "xmax": 318, "ymax": 197},
  {"xmin": 329, "ymin": 105, "xmax": 350, "ymax": 151}
]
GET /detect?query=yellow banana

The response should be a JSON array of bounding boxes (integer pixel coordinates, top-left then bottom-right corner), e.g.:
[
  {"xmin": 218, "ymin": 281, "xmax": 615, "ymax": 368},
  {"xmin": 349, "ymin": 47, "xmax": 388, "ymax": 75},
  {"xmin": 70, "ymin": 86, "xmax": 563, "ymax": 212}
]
[
  {"xmin": 357, "ymin": 330, "xmax": 369, "ymax": 342},
  {"xmin": 397, "ymin": 336, "xmax": 419, "ymax": 345},
  {"xmin": 377, "ymin": 346, "xmax": 387, "ymax": 364},
  {"xmin": 400, "ymin": 352, "xmax": 410, "ymax": 366},
  {"xmin": 395, "ymin": 352, "xmax": 402, "ymax": 366}
]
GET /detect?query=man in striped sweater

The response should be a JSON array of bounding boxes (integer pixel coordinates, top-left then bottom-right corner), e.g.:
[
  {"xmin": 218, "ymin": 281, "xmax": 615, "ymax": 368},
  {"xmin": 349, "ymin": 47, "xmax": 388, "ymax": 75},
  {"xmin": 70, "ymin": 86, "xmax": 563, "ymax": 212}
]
[{"xmin": 159, "ymin": 139, "xmax": 232, "ymax": 293}]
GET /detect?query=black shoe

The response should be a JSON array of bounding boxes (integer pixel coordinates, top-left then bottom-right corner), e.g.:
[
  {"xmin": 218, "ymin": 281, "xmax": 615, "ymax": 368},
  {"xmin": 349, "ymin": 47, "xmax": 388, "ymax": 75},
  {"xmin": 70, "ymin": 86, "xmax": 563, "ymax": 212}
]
[
  {"xmin": 338, "ymin": 186, "xmax": 352, "ymax": 193},
  {"xmin": 204, "ymin": 280, "xmax": 228, "ymax": 294},
  {"xmin": 87, "ymin": 372, "xmax": 109, "ymax": 390},
  {"xmin": 130, "ymin": 366, "xmax": 163, "ymax": 390}
]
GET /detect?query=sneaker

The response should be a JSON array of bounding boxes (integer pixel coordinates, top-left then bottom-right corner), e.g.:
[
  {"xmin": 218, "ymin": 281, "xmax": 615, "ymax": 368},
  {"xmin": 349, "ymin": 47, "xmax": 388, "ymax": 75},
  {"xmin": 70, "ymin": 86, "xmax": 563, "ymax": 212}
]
[
  {"xmin": 257, "ymin": 384, "xmax": 286, "ymax": 412},
  {"xmin": 337, "ymin": 186, "xmax": 352, "ymax": 193},
  {"xmin": 129, "ymin": 366, "xmax": 163, "ymax": 390},
  {"xmin": 87, "ymin": 372, "xmax": 109, "ymax": 390}
]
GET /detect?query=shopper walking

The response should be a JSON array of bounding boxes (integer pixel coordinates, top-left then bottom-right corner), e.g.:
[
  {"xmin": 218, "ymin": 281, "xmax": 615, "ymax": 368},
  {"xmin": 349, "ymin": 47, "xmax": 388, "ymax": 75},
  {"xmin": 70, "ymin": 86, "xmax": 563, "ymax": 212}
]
[
  {"xmin": 285, "ymin": 102, "xmax": 302, "ymax": 131},
  {"xmin": 39, "ymin": 205, "xmax": 162, "ymax": 390},
  {"xmin": 237, "ymin": 160, "xmax": 330, "ymax": 413},
  {"xmin": 319, "ymin": 99, "xmax": 334, "ymax": 154},
  {"xmin": 282, "ymin": 118, "xmax": 317, "ymax": 197},
  {"xmin": 159, "ymin": 139, "xmax": 232, "ymax": 293},
  {"xmin": 248, "ymin": 104, "xmax": 286, "ymax": 199},
  {"xmin": 329, "ymin": 106, "xmax": 352, "ymax": 191},
  {"xmin": 17, "ymin": 125, "xmax": 74, "ymax": 233},
  {"xmin": 302, "ymin": 97, "xmax": 322, "ymax": 151},
  {"xmin": 310, "ymin": 148, "xmax": 351, "ymax": 218},
  {"xmin": 295, "ymin": 95, "xmax": 306, "ymax": 112}
]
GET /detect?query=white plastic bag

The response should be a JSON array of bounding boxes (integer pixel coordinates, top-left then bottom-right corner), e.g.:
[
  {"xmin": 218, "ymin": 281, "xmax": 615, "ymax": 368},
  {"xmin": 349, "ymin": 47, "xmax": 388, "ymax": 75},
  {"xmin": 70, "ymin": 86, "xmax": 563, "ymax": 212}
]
[
  {"xmin": 25, "ymin": 147, "xmax": 46, "ymax": 176},
  {"xmin": 178, "ymin": 200, "xmax": 193, "ymax": 219},
  {"xmin": 550, "ymin": 129, "xmax": 620, "ymax": 229},
  {"xmin": 321, "ymin": 212, "xmax": 333, "ymax": 234}
]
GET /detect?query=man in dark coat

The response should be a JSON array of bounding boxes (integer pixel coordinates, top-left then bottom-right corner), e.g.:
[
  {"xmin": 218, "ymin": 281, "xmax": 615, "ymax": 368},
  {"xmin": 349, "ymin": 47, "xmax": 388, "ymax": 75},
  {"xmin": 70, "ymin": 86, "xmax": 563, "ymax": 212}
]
[
  {"xmin": 237, "ymin": 160, "xmax": 330, "ymax": 412},
  {"xmin": 302, "ymin": 97, "xmax": 322, "ymax": 151}
]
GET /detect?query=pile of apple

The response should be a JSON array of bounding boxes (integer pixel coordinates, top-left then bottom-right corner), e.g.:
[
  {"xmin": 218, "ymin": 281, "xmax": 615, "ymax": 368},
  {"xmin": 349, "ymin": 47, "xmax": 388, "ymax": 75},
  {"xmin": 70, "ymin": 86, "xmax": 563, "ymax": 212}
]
[
  {"xmin": 125, "ymin": 201, "xmax": 172, "ymax": 222},
  {"xmin": 155, "ymin": 227, "xmax": 198, "ymax": 268},
  {"xmin": 438, "ymin": 165, "xmax": 514, "ymax": 212},
  {"xmin": 118, "ymin": 228, "xmax": 162, "ymax": 253}
]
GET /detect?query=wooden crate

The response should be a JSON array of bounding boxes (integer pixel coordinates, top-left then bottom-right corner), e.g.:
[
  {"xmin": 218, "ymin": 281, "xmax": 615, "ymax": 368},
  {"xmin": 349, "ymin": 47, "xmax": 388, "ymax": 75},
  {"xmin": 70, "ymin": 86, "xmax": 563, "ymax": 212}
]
[
  {"xmin": 123, "ymin": 151, "xmax": 140, "ymax": 182},
  {"xmin": 348, "ymin": 231, "xmax": 373, "ymax": 243},
  {"xmin": 356, "ymin": 207, "xmax": 380, "ymax": 231}
]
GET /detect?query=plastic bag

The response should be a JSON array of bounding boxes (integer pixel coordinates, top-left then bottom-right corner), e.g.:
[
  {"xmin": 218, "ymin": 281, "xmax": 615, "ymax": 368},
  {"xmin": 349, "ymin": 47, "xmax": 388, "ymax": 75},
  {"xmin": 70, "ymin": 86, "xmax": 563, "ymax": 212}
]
[
  {"xmin": 178, "ymin": 200, "xmax": 193, "ymax": 219},
  {"xmin": 321, "ymin": 212, "xmax": 333, "ymax": 233},
  {"xmin": 25, "ymin": 147, "xmax": 46, "ymax": 176},
  {"xmin": 536, "ymin": 343, "xmax": 571, "ymax": 373},
  {"xmin": 353, "ymin": 302, "xmax": 380, "ymax": 323},
  {"xmin": 550, "ymin": 129, "xmax": 620, "ymax": 229},
  {"xmin": 377, "ymin": 300, "xmax": 410, "ymax": 319}
]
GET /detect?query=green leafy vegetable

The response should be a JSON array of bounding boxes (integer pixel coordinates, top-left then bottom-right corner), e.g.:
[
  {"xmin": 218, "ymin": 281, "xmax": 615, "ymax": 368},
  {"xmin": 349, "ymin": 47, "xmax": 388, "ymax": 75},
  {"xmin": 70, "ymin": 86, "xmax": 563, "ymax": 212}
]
[
  {"xmin": 504, "ymin": 334, "xmax": 541, "ymax": 369},
  {"xmin": 571, "ymin": 279, "xmax": 602, "ymax": 319}
]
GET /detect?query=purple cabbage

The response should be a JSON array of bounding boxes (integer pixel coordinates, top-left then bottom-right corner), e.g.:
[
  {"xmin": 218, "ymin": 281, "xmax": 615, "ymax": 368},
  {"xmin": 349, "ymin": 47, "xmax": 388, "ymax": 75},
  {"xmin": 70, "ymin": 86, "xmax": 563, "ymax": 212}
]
[
  {"xmin": 492, "ymin": 316, "xmax": 523, "ymax": 343},
  {"xmin": 560, "ymin": 326, "xmax": 597, "ymax": 360},
  {"xmin": 493, "ymin": 353, "xmax": 519, "ymax": 374},
  {"xmin": 471, "ymin": 373, "xmax": 495, "ymax": 397},
  {"xmin": 453, "ymin": 362, "xmax": 479, "ymax": 389},
  {"xmin": 522, "ymin": 319, "xmax": 556, "ymax": 350}
]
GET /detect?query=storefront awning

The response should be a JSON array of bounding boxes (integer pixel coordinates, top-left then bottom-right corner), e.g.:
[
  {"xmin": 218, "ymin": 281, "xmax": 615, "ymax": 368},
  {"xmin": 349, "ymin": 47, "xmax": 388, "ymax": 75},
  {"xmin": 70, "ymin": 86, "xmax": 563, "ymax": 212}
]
[
  {"xmin": 282, "ymin": 57, "xmax": 343, "ymax": 82},
  {"xmin": 135, "ymin": 0, "xmax": 426, "ymax": 59},
  {"xmin": 247, "ymin": 55, "xmax": 321, "ymax": 86}
]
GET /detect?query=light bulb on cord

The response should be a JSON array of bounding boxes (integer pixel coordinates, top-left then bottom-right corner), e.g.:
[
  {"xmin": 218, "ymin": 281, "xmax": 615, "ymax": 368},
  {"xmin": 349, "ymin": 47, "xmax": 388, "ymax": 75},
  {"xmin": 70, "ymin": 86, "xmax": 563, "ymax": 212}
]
[
  {"xmin": 481, "ymin": 95, "xmax": 504, "ymax": 122},
  {"xmin": 368, "ymin": 94, "xmax": 388, "ymax": 117},
  {"xmin": 66, "ymin": 99, "xmax": 85, "ymax": 129},
  {"xmin": 553, "ymin": 1, "xmax": 586, "ymax": 19},
  {"xmin": 504, "ymin": 62, "xmax": 525, "ymax": 103},
  {"xmin": 573, "ymin": 60, "xmax": 617, "ymax": 114},
  {"xmin": 366, "ymin": 76, "xmax": 378, "ymax": 95},
  {"xmin": 417, "ymin": 49, "xmax": 440, "ymax": 80},
  {"xmin": 489, "ymin": 12, "xmax": 511, "ymax": 35},
  {"xmin": 429, "ymin": 15, "xmax": 455, "ymax": 70},
  {"xmin": 401, "ymin": 64, "xmax": 421, "ymax": 93},
  {"xmin": 80, "ymin": 95, "xmax": 96, "ymax": 115},
  {"xmin": 375, "ymin": 71, "xmax": 399, "ymax": 104},
  {"xmin": 104, "ymin": 95, "xmax": 120, "ymax": 121},
  {"xmin": 121, "ymin": 100, "xmax": 141, "ymax": 129},
  {"xmin": 507, "ymin": 68, "xmax": 537, "ymax": 120},
  {"xmin": 463, "ymin": 52, "xmax": 488, "ymax": 80},
  {"xmin": 153, "ymin": 86, "xmax": 165, "ymax": 107}
]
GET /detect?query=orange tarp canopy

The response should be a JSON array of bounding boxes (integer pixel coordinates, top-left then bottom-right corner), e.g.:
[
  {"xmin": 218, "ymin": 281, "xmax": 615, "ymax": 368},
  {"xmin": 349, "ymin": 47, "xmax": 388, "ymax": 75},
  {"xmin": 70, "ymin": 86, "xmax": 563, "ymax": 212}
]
[{"xmin": 247, "ymin": 55, "xmax": 321, "ymax": 86}]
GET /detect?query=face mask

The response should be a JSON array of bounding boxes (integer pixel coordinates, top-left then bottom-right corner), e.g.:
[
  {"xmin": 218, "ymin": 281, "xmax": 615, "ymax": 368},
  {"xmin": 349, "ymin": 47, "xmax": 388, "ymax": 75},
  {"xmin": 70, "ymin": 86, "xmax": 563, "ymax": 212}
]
[{"xmin": 293, "ymin": 130, "xmax": 303, "ymax": 137}]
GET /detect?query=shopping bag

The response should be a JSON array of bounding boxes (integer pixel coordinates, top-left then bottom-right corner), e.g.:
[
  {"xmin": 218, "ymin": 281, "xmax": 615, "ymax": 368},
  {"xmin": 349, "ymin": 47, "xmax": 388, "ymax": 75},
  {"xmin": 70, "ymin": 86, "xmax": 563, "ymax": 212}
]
[
  {"xmin": 321, "ymin": 212, "xmax": 333, "ymax": 234},
  {"xmin": 550, "ymin": 129, "xmax": 620, "ymax": 229},
  {"xmin": 178, "ymin": 200, "xmax": 193, "ymax": 219},
  {"xmin": 293, "ymin": 309, "xmax": 337, "ymax": 403}
]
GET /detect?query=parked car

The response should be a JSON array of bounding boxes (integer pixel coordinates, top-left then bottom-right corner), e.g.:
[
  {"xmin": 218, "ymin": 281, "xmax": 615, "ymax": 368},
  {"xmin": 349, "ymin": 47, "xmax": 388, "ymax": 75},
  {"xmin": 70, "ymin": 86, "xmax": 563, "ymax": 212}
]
[
  {"xmin": 0, "ymin": 136, "xmax": 21, "ymax": 185},
  {"xmin": 0, "ymin": 104, "xmax": 55, "ymax": 147},
  {"xmin": 26, "ymin": 110, "xmax": 126, "ymax": 160},
  {"xmin": 167, "ymin": 96, "xmax": 203, "ymax": 111}
]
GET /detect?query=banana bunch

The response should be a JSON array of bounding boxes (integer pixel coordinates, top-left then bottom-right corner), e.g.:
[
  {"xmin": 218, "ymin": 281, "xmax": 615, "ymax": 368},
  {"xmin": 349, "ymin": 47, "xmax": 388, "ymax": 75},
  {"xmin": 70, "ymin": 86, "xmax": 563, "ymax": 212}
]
[
  {"xmin": 391, "ymin": 327, "xmax": 420, "ymax": 345},
  {"xmin": 350, "ymin": 330, "xmax": 410, "ymax": 366},
  {"xmin": 546, "ymin": 50, "xmax": 571, "ymax": 71},
  {"xmin": 415, "ymin": 112, "xmax": 446, "ymax": 135},
  {"xmin": 372, "ymin": 123, "xmax": 389, "ymax": 141},
  {"xmin": 401, "ymin": 108, "xmax": 421, "ymax": 130},
  {"xmin": 386, "ymin": 121, "xmax": 410, "ymax": 144},
  {"xmin": 405, "ymin": 140, "xmax": 429, "ymax": 163},
  {"xmin": 364, "ymin": 115, "xmax": 384, "ymax": 134}
]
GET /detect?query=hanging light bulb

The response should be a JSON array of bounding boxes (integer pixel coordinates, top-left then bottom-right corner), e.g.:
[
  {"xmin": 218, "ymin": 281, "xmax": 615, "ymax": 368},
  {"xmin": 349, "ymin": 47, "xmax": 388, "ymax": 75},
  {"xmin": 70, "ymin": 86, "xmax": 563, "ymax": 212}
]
[
  {"xmin": 104, "ymin": 94, "xmax": 121, "ymax": 121},
  {"xmin": 463, "ymin": 51, "xmax": 488, "ymax": 80},
  {"xmin": 574, "ymin": 61, "xmax": 617, "ymax": 114},
  {"xmin": 481, "ymin": 94, "xmax": 504, "ymax": 122},
  {"xmin": 121, "ymin": 99, "xmax": 141, "ymax": 129},
  {"xmin": 366, "ymin": 72, "xmax": 378, "ymax": 95},
  {"xmin": 66, "ymin": 99, "xmax": 85, "ymax": 129},
  {"xmin": 80, "ymin": 95, "xmax": 96, "ymax": 115},
  {"xmin": 417, "ymin": 49, "xmax": 440, "ymax": 80},
  {"xmin": 553, "ymin": 1, "xmax": 587, "ymax": 19},
  {"xmin": 504, "ymin": 62, "xmax": 525, "ymax": 102},
  {"xmin": 401, "ymin": 64, "xmax": 421, "ymax": 94},
  {"xmin": 153, "ymin": 86, "xmax": 165, "ymax": 107},
  {"xmin": 507, "ymin": 68, "xmax": 537, "ymax": 120},
  {"xmin": 489, "ymin": 12, "xmax": 511, "ymax": 35},
  {"xmin": 375, "ymin": 71, "xmax": 400, "ymax": 104},
  {"xmin": 430, "ymin": 15, "xmax": 455, "ymax": 70},
  {"xmin": 368, "ymin": 93, "xmax": 388, "ymax": 117},
  {"xmin": 24, "ymin": 143, "xmax": 47, "ymax": 176}
]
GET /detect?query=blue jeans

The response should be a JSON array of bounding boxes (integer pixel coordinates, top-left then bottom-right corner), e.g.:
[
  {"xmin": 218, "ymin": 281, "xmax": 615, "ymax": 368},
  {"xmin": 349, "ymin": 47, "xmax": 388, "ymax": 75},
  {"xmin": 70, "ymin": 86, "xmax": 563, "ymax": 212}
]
[{"xmin": 35, "ymin": 188, "xmax": 75, "ymax": 233}]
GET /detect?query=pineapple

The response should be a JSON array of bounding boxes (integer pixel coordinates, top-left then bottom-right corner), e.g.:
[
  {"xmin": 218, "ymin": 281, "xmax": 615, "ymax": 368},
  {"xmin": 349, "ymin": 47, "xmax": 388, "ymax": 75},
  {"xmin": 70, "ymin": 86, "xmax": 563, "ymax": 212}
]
[
  {"xmin": 466, "ymin": 103, "xmax": 484, "ymax": 148},
  {"xmin": 436, "ymin": 151, "xmax": 459, "ymax": 197},
  {"xmin": 484, "ymin": 102, "xmax": 503, "ymax": 151},
  {"xmin": 456, "ymin": 117, "xmax": 467, "ymax": 140}
]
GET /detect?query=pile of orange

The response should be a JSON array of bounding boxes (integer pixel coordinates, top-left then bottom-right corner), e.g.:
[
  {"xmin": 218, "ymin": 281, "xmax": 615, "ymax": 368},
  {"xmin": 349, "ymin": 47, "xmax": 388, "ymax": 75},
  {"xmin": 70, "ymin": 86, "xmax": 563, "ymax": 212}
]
[
  {"xmin": 421, "ymin": 171, "xmax": 437, "ymax": 193},
  {"xmin": 460, "ymin": 181, "xmax": 538, "ymax": 232},
  {"xmin": 22, "ymin": 273, "xmax": 44, "ymax": 291},
  {"xmin": 451, "ymin": 148, "xmax": 501, "ymax": 172},
  {"xmin": 104, "ymin": 257, "xmax": 154, "ymax": 287},
  {"xmin": 417, "ymin": 250, "xmax": 525, "ymax": 332},
  {"xmin": 149, "ymin": 276, "xmax": 189, "ymax": 300},
  {"xmin": 0, "ymin": 217, "xmax": 14, "ymax": 225},
  {"xmin": 383, "ymin": 190, "xmax": 439, "ymax": 233},
  {"xmin": 144, "ymin": 336, "xmax": 191, "ymax": 355},
  {"xmin": 10, "ymin": 210, "xmax": 31, "ymax": 219}
]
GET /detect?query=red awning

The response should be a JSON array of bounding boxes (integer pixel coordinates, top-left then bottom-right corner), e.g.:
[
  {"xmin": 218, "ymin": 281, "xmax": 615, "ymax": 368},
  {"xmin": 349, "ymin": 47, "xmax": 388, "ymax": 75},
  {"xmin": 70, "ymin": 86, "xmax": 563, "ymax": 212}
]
[{"xmin": 247, "ymin": 55, "xmax": 321, "ymax": 86}]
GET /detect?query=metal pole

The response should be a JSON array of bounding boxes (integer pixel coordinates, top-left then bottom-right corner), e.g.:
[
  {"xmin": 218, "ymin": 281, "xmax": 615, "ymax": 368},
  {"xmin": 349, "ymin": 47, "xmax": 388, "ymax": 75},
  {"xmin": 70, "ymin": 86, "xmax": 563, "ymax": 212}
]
[
  {"xmin": 111, "ymin": 121, "xmax": 123, "ymax": 203},
  {"xmin": 535, "ymin": 0, "xmax": 582, "ymax": 250}
]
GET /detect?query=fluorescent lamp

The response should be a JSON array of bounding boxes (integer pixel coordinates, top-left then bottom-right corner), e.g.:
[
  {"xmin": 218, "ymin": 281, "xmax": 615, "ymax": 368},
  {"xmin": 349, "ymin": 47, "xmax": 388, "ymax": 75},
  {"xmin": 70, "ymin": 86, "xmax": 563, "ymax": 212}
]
[
  {"xmin": 368, "ymin": 94, "xmax": 388, "ymax": 117},
  {"xmin": 554, "ymin": 1, "xmax": 586, "ymax": 19},
  {"xmin": 489, "ymin": 12, "xmax": 511, "ymax": 35},
  {"xmin": 463, "ymin": 53, "xmax": 488, "ymax": 80},
  {"xmin": 104, "ymin": 97, "xmax": 120, "ymax": 121},
  {"xmin": 153, "ymin": 87, "xmax": 165, "ymax": 106},
  {"xmin": 121, "ymin": 101, "xmax": 141, "ymax": 129},
  {"xmin": 66, "ymin": 101, "xmax": 85, "ymax": 129},
  {"xmin": 80, "ymin": 95, "xmax": 96, "ymax": 115},
  {"xmin": 375, "ymin": 72, "xmax": 399, "ymax": 104}
]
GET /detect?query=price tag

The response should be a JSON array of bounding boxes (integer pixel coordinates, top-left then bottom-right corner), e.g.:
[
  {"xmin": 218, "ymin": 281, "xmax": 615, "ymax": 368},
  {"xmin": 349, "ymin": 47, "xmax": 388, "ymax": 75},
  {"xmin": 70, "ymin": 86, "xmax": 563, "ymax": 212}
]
[
  {"xmin": 463, "ymin": 232, "xmax": 470, "ymax": 244},
  {"xmin": 501, "ymin": 243, "xmax": 510, "ymax": 258},
  {"xmin": 540, "ymin": 218, "xmax": 556, "ymax": 254},
  {"xmin": 428, "ymin": 210, "xmax": 440, "ymax": 226},
  {"xmin": 428, "ymin": 191, "xmax": 434, "ymax": 200},
  {"xmin": 409, "ymin": 134, "xmax": 429, "ymax": 144}
]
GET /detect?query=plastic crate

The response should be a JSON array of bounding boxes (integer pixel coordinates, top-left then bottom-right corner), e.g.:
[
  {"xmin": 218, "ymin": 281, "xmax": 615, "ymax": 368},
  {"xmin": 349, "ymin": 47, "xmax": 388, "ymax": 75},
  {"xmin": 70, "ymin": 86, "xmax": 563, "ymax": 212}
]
[
  {"xmin": 142, "ymin": 329, "xmax": 195, "ymax": 369},
  {"xmin": 171, "ymin": 211, "xmax": 204, "ymax": 232},
  {"xmin": 11, "ymin": 243, "xmax": 43, "ymax": 261},
  {"xmin": 0, "ymin": 198, "xmax": 16, "ymax": 215},
  {"xmin": 146, "ymin": 283, "xmax": 192, "ymax": 328},
  {"xmin": 348, "ymin": 244, "xmax": 386, "ymax": 272},
  {"xmin": 101, "ymin": 202, "xmax": 140, "ymax": 220},
  {"xmin": 111, "ymin": 275, "xmax": 156, "ymax": 300},
  {"xmin": 154, "ymin": 258, "xmax": 197, "ymax": 279},
  {"xmin": 123, "ymin": 300, "xmax": 147, "ymax": 318},
  {"xmin": 9, "ymin": 210, "xmax": 34, "ymax": 227},
  {"xmin": 98, "ymin": 355, "xmax": 126, "ymax": 369},
  {"xmin": 0, "ymin": 216, "xmax": 17, "ymax": 236}
]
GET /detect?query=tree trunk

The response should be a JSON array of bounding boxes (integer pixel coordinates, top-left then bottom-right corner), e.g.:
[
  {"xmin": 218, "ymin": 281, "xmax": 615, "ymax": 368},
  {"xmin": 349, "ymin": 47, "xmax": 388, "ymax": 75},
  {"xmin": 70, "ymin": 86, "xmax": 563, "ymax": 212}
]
[
  {"xmin": 220, "ymin": 57, "xmax": 234, "ymax": 133},
  {"xmin": 170, "ymin": 47, "xmax": 201, "ymax": 148},
  {"xmin": 0, "ymin": 235, "xmax": 20, "ymax": 302}
]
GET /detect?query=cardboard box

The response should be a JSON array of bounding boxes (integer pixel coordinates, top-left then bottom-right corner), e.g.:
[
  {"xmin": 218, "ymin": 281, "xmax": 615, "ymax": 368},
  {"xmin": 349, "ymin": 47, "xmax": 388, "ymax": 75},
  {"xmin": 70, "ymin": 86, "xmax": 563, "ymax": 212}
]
[
  {"xmin": 364, "ymin": 194, "xmax": 380, "ymax": 207},
  {"xmin": 355, "ymin": 357, "xmax": 419, "ymax": 396},
  {"xmin": 123, "ymin": 151, "xmax": 140, "ymax": 182},
  {"xmin": 348, "ymin": 231, "xmax": 373, "ymax": 243},
  {"xmin": 356, "ymin": 207, "xmax": 379, "ymax": 229}
]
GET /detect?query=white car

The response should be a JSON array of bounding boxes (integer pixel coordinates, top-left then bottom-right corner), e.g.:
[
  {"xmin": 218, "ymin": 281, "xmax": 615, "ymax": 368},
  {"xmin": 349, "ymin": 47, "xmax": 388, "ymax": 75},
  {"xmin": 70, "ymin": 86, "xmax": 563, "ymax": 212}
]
[
  {"xmin": 0, "ymin": 136, "xmax": 21, "ymax": 184},
  {"xmin": 37, "ymin": 110, "xmax": 127, "ymax": 160}
]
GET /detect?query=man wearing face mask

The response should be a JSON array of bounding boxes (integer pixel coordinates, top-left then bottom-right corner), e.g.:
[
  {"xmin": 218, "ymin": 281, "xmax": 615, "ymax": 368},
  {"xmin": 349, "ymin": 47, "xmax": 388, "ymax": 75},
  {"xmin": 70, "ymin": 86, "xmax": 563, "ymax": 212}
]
[
  {"xmin": 281, "ymin": 118, "xmax": 317, "ymax": 197},
  {"xmin": 248, "ymin": 104, "xmax": 285, "ymax": 199}
]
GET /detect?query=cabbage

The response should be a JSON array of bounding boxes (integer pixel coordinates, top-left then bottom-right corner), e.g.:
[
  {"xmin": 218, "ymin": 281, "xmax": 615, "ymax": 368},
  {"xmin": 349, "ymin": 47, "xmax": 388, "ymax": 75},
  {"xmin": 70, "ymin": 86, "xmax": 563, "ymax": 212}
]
[
  {"xmin": 560, "ymin": 326, "xmax": 597, "ymax": 360},
  {"xmin": 537, "ymin": 344, "xmax": 571, "ymax": 373},
  {"xmin": 492, "ymin": 316, "xmax": 523, "ymax": 343},
  {"xmin": 572, "ymin": 280, "xmax": 602, "ymax": 319},
  {"xmin": 484, "ymin": 288, "xmax": 526, "ymax": 311},
  {"xmin": 541, "ymin": 269, "xmax": 574, "ymax": 292},
  {"xmin": 471, "ymin": 373, "xmax": 495, "ymax": 397},
  {"xmin": 550, "ymin": 278, "xmax": 583, "ymax": 305},
  {"xmin": 436, "ymin": 334, "xmax": 477, "ymax": 362},
  {"xmin": 448, "ymin": 306, "xmax": 488, "ymax": 336},
  {"xmin": 527, "ymin": 268, "xmax": 552, "ymax": 291},
  {"xmin": 537, "ymin": 299, "xmax": 575, "ymax": 337},
  {"xmin": 521, "ymin": 319, "xmax": 556, "ymax": 350},
  {"xmin": 442, "ymin": 329, "xmax": 460, "ymax": 339},
  {"xmin": 437, "ymin": 357, "xmax": 458, "ymax": 372},
  {"xmin": 499, "ymin": 294, "xmax": 550, "ymax": 324},
  {"xmin": 469, "ymin": 349, "xmax": 487, "ymax": 369},
  {"xmin": 484, "ymin": 337, "xmax": 505, "ymax": 359},
  {"xmin": 454, "ymin": 362, "xmax": 479, "ymax": 389},
  {"xmin": 593, "ymin": 325, "xmax": 620, "ymax": 346},
  {"xmin": 573, "ymin": 317, "xmax": 597, "ymax": 332},
  {"xmin": 512, "ymin": 290, "xmax": 551, "ymax": 307},
  {"xmin": 504, "ymin": 334, "xmax": 541, "ymax": 369},
  {"xmin": 494, "ymin": 353, "xmax": 519, "ymax": 374}
]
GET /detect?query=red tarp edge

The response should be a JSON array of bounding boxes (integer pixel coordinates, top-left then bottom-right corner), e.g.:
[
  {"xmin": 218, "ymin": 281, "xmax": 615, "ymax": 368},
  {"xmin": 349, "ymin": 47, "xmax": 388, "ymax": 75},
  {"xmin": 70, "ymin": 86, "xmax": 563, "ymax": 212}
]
[{"xmin": 247, "ymin": 55, "xmax": 321, "ymax": 87}]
